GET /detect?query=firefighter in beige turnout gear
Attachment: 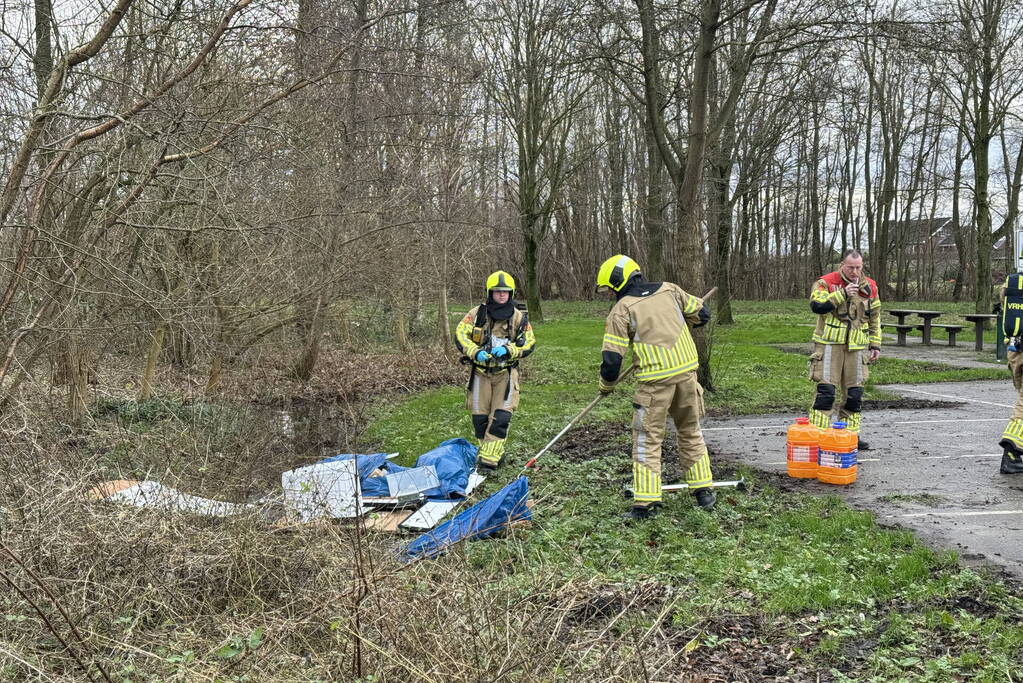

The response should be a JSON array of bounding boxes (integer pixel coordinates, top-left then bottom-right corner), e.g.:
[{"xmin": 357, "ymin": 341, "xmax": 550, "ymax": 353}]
[
  {"xmin": 454, "ymin": 271, "xmax": 536, "ymax": 471},
  {"xmin": 595, "ymin": 255, "xmax": 715, "ymax": 521},
  {"xmin": 807, "ymin": 250, "xmax": 882, "ymax": 447},
  {"xmin": 996, "ymin": 272, "xmax": 1023, "ymax": 474}
]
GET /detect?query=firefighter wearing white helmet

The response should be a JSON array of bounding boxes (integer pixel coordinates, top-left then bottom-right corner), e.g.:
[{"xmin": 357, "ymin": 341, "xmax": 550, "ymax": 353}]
[
  {"xmin": 454, "ymin": 270, "xmax": 536, "ymax": 471},
  {"xmin": 595, "ymin": 255, "xmax": 715, "ymax": 520}
]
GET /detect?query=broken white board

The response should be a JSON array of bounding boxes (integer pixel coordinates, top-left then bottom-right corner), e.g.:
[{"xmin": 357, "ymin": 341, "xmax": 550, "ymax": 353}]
[
  {"xmin": 399, "ymin": 471, "xmax": 486, "ymax": 531},
  {"xmin": 386, "ymin": 466, "xmax": 439, "ymax": 499},
  {"xmin": 281, "ymin": 458, "xmax": 361, "ymax": 522},
  {"xmin": 103, "ymin": 481, "xmax": 252, "ymax": 518}
]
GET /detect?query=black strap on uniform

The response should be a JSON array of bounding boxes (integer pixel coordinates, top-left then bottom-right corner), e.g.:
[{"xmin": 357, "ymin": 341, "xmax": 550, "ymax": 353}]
[
  {"xmin": 463, "ymin": 307, "xmax": 524, "ymax": 374},
  {"xmin": 1004, "ymin": 273, "xmax": 1023, "ymax": 338}
]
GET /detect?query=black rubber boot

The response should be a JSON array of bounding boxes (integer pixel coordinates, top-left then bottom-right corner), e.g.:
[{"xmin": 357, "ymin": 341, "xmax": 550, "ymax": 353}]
[
  {"xmin": 476, "ymin": 459, "xmax": 498, "ymax": 474},
  {"xmin": 857, "ymin": 438, "xmax": 870, "ymax": 451},
  {"xmin": 693, "ymin": 488, "xmax": 716, "ymax": 511},
  {"xmin": 998, "ymin": 440, "xmax": 1023, "ymax": 474},
  {"xmin": 1001, "ymin": 450, "xmax": 1023, "ymax": 474},
  {"xmin": 621, "ymin": 504, "xmax": 660, "ymax": 522}
]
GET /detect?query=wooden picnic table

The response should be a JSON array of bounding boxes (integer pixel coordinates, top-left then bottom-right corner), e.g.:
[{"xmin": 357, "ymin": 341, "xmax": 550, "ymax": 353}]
[
  {"xmin": 886, "ymin": 309, "xmax": 942, "ymax": 345},
  {"xmin": 963, "ymin": 313, "xmax": 997, "ymax": 351}
]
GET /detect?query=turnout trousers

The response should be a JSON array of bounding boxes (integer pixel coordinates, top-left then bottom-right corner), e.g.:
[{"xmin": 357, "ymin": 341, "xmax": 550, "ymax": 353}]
[
  {"xmin": 466, "ymin": 368, "xmax": 520, "ymax": 467},
  {"xmin": 631, "ymin": 371, "xmax": 714, "ymax": 508},
  {"xmin": 808, "ymin": 342, "xmax": 868, "ymax": 434},
  {"xmin": 1000, "ymin": 350, "xmax": 1023, "ymax": 451}
]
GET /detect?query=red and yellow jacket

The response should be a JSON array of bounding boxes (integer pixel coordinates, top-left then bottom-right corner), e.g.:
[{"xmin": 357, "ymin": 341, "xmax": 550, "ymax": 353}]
[{"xmin": 809, "ymin": 271, "xmax": 881, "ymax": 351}]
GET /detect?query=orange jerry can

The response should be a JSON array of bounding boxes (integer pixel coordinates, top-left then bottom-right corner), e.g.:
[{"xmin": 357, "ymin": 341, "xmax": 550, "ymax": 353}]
[
  {"xmin": 786, "ymin": 417, "xmax": 820, "ymax": 479},
  {"xmin": 817, "ymin": 421, "xmax": 858, "ymax": 485}
]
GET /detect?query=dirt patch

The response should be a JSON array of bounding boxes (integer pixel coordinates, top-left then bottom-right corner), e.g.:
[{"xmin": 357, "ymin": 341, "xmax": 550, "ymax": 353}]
[
  {"xmin": 946, "ymin": 594, "xmax": 1000, "ymax": 619},
  {"xmin": 863, "ymin": 398, "xmax": 963, "ymax": 410},
  {"xmin": 556, "ymin": 581, "xmax": 677, "ymax": 626},
  {"xmin": 666, "ymin": 613, "xmax": 824, "ymax": 682},
  {"xmin": 551, "ymin": 421, "xmax": 630, "ymax": 464},
  {"xmin": 551, "ymin": 423, "xmax": 744, "ymax": 486}
]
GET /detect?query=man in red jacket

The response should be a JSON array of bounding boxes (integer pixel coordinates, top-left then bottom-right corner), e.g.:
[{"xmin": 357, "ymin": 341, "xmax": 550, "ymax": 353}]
[{"xmin": 807, "ymin": 250, "xmax": 882, "ymax": 449}]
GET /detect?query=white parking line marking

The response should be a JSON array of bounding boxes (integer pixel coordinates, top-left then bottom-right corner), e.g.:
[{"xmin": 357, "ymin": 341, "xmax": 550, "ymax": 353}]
[
  {"xmin": 889, "ymin": 510, "xmax": 1023, "ymax": 519},
  {"xmin": 768, "ymin": 458, "xmax": 881, "ymax": 465},
  {"xmin": 765, "ymin": 454, "xmax": 1000, "ymax": 466},
  {"xmin": 894, "ymin": 418, "xmax": 1004, "ymax": 425},
  {"xmin": 893, "ymin": 387, "xmax": 1013, "ymax": 409}
]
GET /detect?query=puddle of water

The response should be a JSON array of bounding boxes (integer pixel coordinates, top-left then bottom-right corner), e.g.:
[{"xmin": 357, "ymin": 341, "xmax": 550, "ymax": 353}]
[{"xmin": 264, "ymin": 400, "xmax": 364, "ymax": 461}]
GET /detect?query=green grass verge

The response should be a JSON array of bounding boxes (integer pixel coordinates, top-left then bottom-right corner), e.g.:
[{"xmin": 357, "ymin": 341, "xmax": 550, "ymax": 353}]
[{"xmin": 364, "ymin": 298, "xmax": 1022, "ymax": 678}]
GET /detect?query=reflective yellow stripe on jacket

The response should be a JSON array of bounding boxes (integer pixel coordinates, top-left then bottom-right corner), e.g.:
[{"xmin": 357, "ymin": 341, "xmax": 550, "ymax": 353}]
[
  {"xmin": 809, "ymin": 280, "xmax": 880, "ymax": 351},
  {"xmin": 602, "ymin": 283, "xmax": 702, "ymax": 383},
  {"xmin": 633, "ymin": 331, "xmax": 698, "ymax": 381},
  {"xmin": 453, "ymin": 307, "xmax": 535, "ymax": 369}
]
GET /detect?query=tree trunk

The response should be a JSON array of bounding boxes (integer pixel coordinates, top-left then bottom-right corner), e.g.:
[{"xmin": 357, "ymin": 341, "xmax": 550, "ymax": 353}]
[
  {"xmin": 138, "ymin": 324, "xmax": 166, "ymax": 401},
  {"xmin": 974, "ymin": 123, "xmax": 993, "ymax": 313},
  {"xmin": 951, "ymin": 117, "xmax": 967, "ymax": 301},
  {"xmin": 65, "ymin": 338, "xmax": 89, "ymax": 427},
  {"xmin": 437, "ymin": 284, "xmax": 452, "ymax": 349},
  {"xmin": 523, "ymin": 221, "xmax": 543, "ymax": 321},
  {"xmin": 643, "ymin": 114, "xmax": 668, "ymax": 280},
  {"xmin": 33, "ymin": 0, "xmax": 53, "ymax": 99},
  {"xmin": 294, "ymin": 295, "xmax": 324, "ymax": 380},
  {"xmin": 707, "ymin": 156, "xmax": 734, "ymax": 324},
  {"xmin": 677, "ymin": 0, "xmax": 720, "ymax": 389}
]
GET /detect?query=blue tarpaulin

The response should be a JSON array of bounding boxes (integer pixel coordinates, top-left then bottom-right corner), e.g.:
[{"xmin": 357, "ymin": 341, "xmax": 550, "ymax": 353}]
[
  {"xmin": 317, "ymin": 438, "xmax": 478, "ymax": 499},
  {"xmin": 413, "ymin": 438, "xmax": 477, "ymax": 498},
  {"xmin": 401, "ymin": 476, "xmax": 531, "ymax": 562}
]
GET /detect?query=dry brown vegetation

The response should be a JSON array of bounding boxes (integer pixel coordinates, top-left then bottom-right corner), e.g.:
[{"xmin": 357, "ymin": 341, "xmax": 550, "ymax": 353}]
[{"xmin": 1, "ymin": 439, "xmax": 691, "ymax": 681}]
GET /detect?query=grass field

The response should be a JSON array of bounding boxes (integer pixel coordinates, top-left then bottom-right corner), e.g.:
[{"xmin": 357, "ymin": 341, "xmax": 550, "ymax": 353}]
[{"xmin": 362, "ymin": 298, "xmax": 1022, "ymax": 680}]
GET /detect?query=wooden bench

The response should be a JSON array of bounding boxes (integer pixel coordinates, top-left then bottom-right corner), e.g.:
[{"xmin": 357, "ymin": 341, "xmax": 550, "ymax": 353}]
[
  {"xmin": 883, "ymin": 323, "xmax": 916, "ymax": 346},
  {"xmin": 917, "ymin": 323, "xmax": 965, "ymax": 347}
]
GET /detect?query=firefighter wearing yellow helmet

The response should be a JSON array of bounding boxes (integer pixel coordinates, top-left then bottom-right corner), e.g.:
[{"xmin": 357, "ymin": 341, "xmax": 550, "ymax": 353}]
[
  {"xmin": 454, "ymin": 270, "xmax": 536, "ymax": 471},
  {"xmin": 596, "ymin": 255, "xmax": 715, "ymax": 520}
]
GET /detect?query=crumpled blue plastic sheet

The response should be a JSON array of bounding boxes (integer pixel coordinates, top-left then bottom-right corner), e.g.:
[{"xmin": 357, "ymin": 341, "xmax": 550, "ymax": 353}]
[
  {"xmin": 319, "ymin": 438, "xmax": 478, "ymax": 499},
  {"xmin": 401, "ymin": 476, "xmax": 531, "ymax": 562}
]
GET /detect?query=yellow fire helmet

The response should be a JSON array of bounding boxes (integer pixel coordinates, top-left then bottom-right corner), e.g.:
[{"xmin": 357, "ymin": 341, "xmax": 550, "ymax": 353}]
[
  {"xmin": 486, "ymin": 270, "xmax": 516, "ymax": 294},
  {"xmin": 596, "ymin": 255, "xmax": 641, "ymax": 292}
]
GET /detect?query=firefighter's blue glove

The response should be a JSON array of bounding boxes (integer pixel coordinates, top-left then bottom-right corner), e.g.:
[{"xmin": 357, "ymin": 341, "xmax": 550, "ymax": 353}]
[
  {"xmin": 491, "ymin": 346, "xmax": 509, "ymax": 359},
  {"xmin": 474, "ymin": 350, "xmax": 491, "ymax": 363}
]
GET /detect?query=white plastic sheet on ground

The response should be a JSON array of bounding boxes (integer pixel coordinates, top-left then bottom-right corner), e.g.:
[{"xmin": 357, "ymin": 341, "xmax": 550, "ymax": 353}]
[{"xmin": 101, "ymin": 480, "xmax": 254, "ymax": 517}]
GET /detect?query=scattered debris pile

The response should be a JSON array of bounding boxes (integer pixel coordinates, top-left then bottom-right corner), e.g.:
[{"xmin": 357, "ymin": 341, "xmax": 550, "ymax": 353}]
[{"xmin": 86, "ymin": 438, "xmax": 532, "ymax": 560}]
